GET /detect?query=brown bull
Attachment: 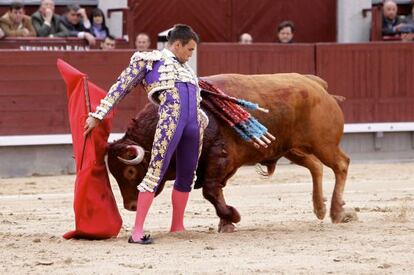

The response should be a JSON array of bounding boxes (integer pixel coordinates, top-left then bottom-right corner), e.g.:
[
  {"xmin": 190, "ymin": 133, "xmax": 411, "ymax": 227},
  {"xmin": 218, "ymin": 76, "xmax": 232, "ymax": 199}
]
[{"xmin": 107, "ymin": 73, "xmax": 356, "ymax": 232}]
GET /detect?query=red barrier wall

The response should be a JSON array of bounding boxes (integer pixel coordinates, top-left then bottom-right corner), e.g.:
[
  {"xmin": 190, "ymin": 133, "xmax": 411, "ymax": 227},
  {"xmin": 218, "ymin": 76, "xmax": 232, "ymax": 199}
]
[
  {"xmin": 198, "ymin": 42, "xmax": 414, "ymax": 124},
  {"xmin": 1, "ymin": 42, "xmax": 413, "ymax": 136},
  {"xmin": 197, "ymin": 43, "xmax": 315, "ymax": 76},
  {"xmin": 0, "ymin": 50, "xmax": 148, "ymax": 135},
  {"xmin": 316, "ymin": 42, "xmax": 414, "ymax": 123}
]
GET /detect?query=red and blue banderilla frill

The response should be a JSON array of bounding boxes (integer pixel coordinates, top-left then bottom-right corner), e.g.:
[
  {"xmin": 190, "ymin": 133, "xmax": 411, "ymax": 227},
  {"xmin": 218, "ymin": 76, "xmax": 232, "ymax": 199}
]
[{"xmin": 199, "ymin": 80, "xmax": 275, "ymax": 149}]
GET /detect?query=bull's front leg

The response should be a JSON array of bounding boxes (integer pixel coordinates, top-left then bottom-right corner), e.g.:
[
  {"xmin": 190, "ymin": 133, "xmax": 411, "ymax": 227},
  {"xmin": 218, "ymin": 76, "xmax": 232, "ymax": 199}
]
[{"xmin": 202, "ymin": 179, "xmax": 241, "ymax": 233}]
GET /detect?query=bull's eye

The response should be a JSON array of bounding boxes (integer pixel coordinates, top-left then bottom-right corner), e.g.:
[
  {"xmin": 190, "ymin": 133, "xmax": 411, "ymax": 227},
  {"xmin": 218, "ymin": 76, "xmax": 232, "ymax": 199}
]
[
  {"xmin": 126, "ymin": 148, "xmax": 137, "ymax": 158},
  {"xmin": 123, "ymin": 166, "xmax": 138, "ymax": 180}
]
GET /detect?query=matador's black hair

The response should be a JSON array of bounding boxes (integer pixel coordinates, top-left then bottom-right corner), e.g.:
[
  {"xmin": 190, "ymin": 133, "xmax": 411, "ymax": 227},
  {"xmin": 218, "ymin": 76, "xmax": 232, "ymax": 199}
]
[{"xmin": 167, "ymin": 24, "xmax": 200, "ymax": 45}]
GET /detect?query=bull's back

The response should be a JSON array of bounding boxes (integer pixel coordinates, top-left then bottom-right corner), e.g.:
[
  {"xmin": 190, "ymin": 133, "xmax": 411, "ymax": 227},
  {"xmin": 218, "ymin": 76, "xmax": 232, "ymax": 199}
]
[
  {"xmin": 204, "ymin": 73, "xmax": 327, "ymax": 108},
  {"xmin": 203, "ymin": 73, "xmax": 344, "ymax": 149}
]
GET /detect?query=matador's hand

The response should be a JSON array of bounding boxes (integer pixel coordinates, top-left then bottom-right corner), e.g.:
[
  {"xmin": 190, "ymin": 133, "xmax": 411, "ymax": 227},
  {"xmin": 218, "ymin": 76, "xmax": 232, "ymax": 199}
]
[{"xmin": 84, "ymin": 116, "xmax": 100, "ymax": 136}]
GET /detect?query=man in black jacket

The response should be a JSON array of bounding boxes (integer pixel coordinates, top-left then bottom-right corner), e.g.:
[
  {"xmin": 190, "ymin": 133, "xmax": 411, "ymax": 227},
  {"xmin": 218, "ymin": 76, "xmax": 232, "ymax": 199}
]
[
  {"xmin": 61, "ymin": 4, "xmax": 95, "ymax": 45},
  {"xmin": 382, "ymin": 0, "xmax": 403, "ymax": 38}
]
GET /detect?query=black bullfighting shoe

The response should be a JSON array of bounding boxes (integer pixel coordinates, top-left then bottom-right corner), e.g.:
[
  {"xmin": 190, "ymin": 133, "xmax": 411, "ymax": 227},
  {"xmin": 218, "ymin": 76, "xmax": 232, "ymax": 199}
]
[{"xmin": 128, "ymin": 234, "xmax": 153, "ymax": 245}]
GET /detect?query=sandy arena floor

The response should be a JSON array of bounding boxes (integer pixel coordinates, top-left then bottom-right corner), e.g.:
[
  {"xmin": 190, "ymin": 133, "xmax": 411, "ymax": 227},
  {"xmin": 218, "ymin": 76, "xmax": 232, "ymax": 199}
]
[{"xmin": 1, "ymin": 162, "xmax": 414, "ymax": 274}]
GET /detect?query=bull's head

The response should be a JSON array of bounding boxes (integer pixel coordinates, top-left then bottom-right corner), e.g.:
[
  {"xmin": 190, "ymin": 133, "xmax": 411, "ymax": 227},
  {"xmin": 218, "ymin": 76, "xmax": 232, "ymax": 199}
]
[{"xmin": 107, "ymin": 141, "xmax": 148, "ymax": 211}]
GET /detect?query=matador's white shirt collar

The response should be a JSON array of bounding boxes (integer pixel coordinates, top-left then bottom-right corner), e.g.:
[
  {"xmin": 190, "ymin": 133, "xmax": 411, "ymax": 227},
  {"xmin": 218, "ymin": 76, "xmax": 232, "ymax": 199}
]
[{"xmin": 162, "ymin": 48, "xmax": 183, "ymax": 63}]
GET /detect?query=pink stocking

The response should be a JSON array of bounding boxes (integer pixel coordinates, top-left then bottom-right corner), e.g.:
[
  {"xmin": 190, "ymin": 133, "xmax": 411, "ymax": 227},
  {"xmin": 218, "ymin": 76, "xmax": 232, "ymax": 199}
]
[
  {"xmin": 170, "ymin": 188, "xmax": 190, "ymax": 232},
  {"xmin": 131, "ymin": 191, "xmax": 154, "ymax": 241}
]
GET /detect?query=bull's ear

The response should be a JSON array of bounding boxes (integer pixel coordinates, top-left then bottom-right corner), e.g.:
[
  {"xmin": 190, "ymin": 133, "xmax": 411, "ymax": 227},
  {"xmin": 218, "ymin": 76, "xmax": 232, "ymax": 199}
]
[{"xmin": 107, "ymin": 140, "xmax": 129, "ymax": 157}]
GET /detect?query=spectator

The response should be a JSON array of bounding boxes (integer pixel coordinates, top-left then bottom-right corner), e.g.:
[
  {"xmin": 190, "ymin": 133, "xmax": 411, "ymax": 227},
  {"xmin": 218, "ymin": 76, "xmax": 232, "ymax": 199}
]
[
  {"xmin": 277, "ymin": 21, "xmax": 294, "ymax": 43},
  {"xmin": 402, "ymin": 4, "xmax": 414, "ymax": 28},
  {"xmin": 400, "ymin": 32, "xmax": 414, "ymax": 42},
  {"xmin": 100, "ymin": 34, "xmax": 115, "ymax": 50},
  {"xmin": 239, "ymin": 33, "xmax": 253, "ymax": 44},
  {"xmin": 89, "ymin": 8, "xmax": 110, "ymax": 39},
  {"xmin": 382, "ymin": 0, "xmax": 403, "ymax": 37},
  {"xmin": 0, "ymin": 27, "xmax": 4, "ymax": 39},
  {"xmin": 397, "ymin": 3, "xmax": 414, "ymax": 41},
  {"xmin": 135, "ymin": 32, "xmax": 151, "ymax": 51},
  {"xmin": 31, "ymin": 0, "xmax": 68, "ymax": 37},
  {"xmin": 61, "ymin": 4, "xmax": 95, "ymax": 45},
  {"xmin": 0, "ymin": 2, "xmax": 36, "ymax": 37}
]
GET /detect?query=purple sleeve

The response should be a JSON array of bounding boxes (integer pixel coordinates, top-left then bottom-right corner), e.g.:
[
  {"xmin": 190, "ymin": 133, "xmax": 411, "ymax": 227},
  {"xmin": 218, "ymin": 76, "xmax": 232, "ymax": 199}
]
[{"xmin": 90, "ymin": 58, "xmax": 147, "ymax": 120}]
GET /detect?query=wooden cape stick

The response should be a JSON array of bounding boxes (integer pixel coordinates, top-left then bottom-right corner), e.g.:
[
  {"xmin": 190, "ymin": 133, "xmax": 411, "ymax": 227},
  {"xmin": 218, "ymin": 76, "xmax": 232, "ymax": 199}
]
[{"xmin": 79, "ymin": 77, "xmax": 91, "ymax": 170}]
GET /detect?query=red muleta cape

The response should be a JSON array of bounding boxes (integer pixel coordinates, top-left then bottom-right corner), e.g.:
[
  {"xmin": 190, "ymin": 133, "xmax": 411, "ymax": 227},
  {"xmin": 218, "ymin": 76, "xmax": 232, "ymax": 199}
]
[{"xmin": 57, "ymin": 59, "xmax": 122, "ymax": 239}]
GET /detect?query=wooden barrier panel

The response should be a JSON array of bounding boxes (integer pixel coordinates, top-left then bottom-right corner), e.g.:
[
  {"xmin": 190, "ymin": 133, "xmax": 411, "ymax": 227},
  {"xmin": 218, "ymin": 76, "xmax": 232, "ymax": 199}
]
[
  {"xmin": 0, "ymin": 50, "xmax": 148, "ymax": 135},
  {"xmin": 316, "ymin": 42, "xmax": 414, "ymax": 123},
  {"xmin": 2, "ymin": 42, "xmax": 413, "ymax": 137},
  {"xmin": 197, "ymin": 43, "xmax": 315, "ymax": 76}
]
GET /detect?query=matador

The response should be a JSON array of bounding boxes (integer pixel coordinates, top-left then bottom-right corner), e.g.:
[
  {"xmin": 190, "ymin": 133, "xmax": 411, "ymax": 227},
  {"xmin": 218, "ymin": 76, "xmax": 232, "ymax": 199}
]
[{"xmin": 84, "ymin": 24, "xmax": 207, "ymax": 244}]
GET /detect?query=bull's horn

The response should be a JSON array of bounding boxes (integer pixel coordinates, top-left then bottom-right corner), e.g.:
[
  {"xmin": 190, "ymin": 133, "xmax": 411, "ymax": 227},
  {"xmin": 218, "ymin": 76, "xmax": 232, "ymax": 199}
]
[{"xmin": 117, "ymin": 145, "xmax": 145, "ymax": 165}]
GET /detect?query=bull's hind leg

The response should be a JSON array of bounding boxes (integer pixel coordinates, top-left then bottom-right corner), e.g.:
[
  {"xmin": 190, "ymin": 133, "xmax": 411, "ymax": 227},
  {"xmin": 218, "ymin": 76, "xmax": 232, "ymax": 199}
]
[
  {"xmin": 313, "ymin": 147, "xmax": 356, "ymax": 223},
  {"xmin": 285, "ymin": 149, "xmax": 326, "ymax": 220}
]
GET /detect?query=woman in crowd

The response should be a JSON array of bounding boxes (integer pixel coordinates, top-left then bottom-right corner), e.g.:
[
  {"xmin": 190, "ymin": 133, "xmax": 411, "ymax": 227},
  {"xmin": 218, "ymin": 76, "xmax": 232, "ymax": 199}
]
[{"xmin": 89, "ymin": 8, "xmax": 110, "ymax": 39}]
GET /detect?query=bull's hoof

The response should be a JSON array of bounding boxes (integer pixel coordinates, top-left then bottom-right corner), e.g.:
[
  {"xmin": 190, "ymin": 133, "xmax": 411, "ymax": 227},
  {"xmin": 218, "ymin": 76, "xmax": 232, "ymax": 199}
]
[
  {"xmin": 331, "ymin": 208, "xmax": 358, "ymax": 223},
  {"xmin": 313, "ymin": 204, "xmax": 327, "ymax": 220},
  {"xmin": 218, "ymin": 220, "xmax": 236, "ymax": 233},
  {"xmin": 228, "ymin": 206, "xmax": 241, "ymax": 223}
]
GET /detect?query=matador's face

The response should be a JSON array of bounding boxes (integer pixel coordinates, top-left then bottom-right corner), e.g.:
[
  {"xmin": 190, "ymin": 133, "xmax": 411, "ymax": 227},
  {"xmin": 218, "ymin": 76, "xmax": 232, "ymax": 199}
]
[{"xmin": 174, "ymin": 39, "xmax": 197, "ymax": 64}]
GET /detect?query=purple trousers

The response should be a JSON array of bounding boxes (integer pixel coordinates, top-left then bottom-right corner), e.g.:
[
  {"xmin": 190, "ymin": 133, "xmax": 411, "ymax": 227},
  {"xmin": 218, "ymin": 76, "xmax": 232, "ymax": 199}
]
[{"xmin": 141, "ymin": 82, "xmax": 201, "ymax": 193}]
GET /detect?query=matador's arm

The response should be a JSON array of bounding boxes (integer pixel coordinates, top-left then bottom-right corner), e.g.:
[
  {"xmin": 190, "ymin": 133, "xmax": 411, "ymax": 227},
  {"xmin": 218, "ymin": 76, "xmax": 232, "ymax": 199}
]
[{"xmin": 89, "ymin": 51, "xmax": 162, "ymax": 120}]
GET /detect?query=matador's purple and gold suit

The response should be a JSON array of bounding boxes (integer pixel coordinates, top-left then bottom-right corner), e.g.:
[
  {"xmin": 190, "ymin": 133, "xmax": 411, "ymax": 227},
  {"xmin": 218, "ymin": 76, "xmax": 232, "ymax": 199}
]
[{"xmin": 90, "ymin": 49, "xmax": 208, "ymax": 193}]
